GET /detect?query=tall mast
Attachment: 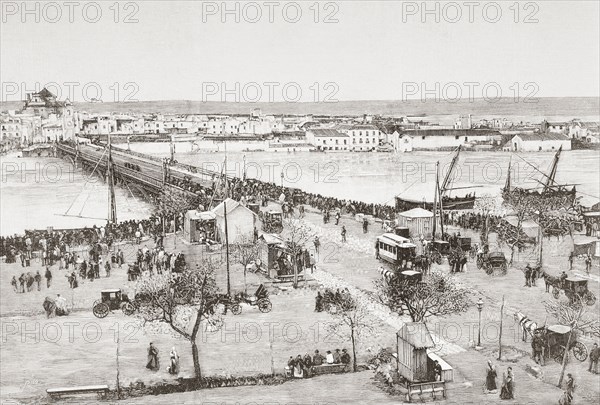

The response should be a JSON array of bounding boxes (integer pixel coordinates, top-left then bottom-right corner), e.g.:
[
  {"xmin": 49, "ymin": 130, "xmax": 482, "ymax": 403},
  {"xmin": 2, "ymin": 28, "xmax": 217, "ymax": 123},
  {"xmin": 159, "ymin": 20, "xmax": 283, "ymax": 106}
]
[
  {"xmin": 432, "ymin": 162, "xmax": 439, "ymax": 240},
  {"xmin": 504, "ymin": 157, "xmax": 512, "ymax": 193},
  {"xmin": 107, "ymin": 132, "xmax": 117, "ymax": 224},
  {"xmin": 544, "ymin": 145, "xmax": 562, "ymax": 192},
  {"xmin": 440, "ymin": 145, "xmax": 461, "ymax": 194}
]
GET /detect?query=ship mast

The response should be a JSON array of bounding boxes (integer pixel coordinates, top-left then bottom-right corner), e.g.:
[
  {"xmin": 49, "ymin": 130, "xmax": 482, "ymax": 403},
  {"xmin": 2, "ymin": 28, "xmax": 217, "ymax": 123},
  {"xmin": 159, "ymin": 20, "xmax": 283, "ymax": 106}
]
[
  {"xmin": 107, "ymin": 132, "xmax": 117, "ymax": 224},
  {"xmin": 544, "ymin": 145, "xmax": 562, "ymax": 192},
  {"xmin": 432, "ymin": 161, "xmax": 439, "ymax": 240},
  {"xmin": 440, "ymin": 145, "xmax": 461, "ymax": 194},
  {"xmin": 504, "ymin": 157, "xmax": 512, "ymax": 193}
]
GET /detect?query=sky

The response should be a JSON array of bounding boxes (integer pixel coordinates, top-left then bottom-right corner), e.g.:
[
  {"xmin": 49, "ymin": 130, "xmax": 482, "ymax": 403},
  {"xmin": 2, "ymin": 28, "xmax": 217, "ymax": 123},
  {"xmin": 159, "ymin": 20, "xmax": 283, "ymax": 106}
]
[{"xmin": 1, "ymin": 0, "xmax": 599, "ymax": 102}]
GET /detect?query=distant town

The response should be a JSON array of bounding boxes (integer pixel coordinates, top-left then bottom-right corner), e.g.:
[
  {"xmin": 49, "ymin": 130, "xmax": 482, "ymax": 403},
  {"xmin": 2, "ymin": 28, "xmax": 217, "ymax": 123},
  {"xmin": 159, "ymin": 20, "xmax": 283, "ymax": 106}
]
[{"xmin": 1, "ymin": 88, "xmax": 599, "ymax": 155}]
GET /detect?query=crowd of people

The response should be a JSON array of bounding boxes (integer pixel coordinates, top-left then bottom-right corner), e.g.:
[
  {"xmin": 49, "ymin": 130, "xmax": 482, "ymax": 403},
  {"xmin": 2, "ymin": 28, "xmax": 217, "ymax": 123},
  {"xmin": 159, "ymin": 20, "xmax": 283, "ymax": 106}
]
[{"xmin": 286, "ymin": 348, "xmax": 352, "ymax": 378}]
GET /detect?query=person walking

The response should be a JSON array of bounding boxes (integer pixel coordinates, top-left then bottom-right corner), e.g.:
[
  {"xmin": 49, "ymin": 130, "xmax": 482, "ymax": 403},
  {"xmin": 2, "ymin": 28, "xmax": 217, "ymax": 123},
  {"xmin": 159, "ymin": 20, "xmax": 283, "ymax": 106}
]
[
  {"xmin": 589, "ymin": 342, "xmax": 599, "ymax": 374},
  {"xmin": 105, "ymin": 260, "xmax": 111, "ymax": 277},
  {"xmin": 44, "ymin": 267, "xmax": 52, "ymax": 289},
  {"xmin": 34, "ymin": 271, "xmax": 42, "ymax": 291},
  {"xmin": 313, "ymin": 236, "xmax": 320, "ymax": 256},
  {"xmin": 563, "ymin": 373, "xmax": 574, "ymax": 405},
  {"xmin": 524, "ymin": 265, "xmax": 532, "ymax": 287},
  {"xmin": 168, "ymin": 347, "xmax": 180, "ymax": 375},
  {"xmin": 568, "ymin": 251, "xmax": 574, "ymax": 270},
  {"xmin": 499, "ymin": 367, "xmax": 514, "ymax": 400},
  {"xmin": 146, "ymin": 342, "xmax": 160, "ymax": 371},
  {"xmin": 485, "ymin": 360, "xmax": 497, "ymax": 393},
  {"xmin": 341, "ymin": 226, "xmax": 347, "ymax": 243},
  {"xmin": 363, "ymin": 218, "xmax": 368, "ymax": 233},
  {"xmin": 585, "ymin": 254, "xmax": 592, "ymax": 274}
]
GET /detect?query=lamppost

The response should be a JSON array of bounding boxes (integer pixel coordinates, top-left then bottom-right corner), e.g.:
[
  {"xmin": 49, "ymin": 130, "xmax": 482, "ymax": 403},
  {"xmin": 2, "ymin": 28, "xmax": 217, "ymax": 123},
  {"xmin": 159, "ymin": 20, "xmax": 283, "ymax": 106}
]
[
  {"xmin": 280, "ymin": 171, "xmax": 284, "ymax": 188},
  {"xmin": 477, "ymin": 297, "xmax": 484, "ymax": 348}
]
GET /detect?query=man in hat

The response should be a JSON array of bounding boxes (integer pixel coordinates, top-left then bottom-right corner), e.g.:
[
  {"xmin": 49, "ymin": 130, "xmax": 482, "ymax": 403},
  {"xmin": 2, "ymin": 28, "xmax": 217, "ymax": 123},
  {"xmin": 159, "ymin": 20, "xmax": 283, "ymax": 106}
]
[{"xmin": 524, "ymin": 265, "xmax": 532, "ymax": 287}]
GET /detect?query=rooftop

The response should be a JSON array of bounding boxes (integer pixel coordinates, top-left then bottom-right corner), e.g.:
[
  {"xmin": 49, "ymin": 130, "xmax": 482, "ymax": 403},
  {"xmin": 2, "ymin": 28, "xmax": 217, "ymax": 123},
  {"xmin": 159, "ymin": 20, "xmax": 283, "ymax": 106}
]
[{"xmin": 308, "ymin": 128, "xmax": 348, "ymax": 138}]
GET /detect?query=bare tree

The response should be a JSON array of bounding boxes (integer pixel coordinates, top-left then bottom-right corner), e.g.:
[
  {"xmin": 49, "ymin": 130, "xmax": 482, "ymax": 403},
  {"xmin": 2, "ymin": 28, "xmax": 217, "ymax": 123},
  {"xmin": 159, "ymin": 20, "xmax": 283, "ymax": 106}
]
[
  {"xmin": 498, "ymin": 190, "xmax": 537, "ymax": 265},
  {"xmin": 375, "ymin": 271, "xmax": 472, "ymax": 322},
  {"xmin": 134, "ymin": 260, "xmax": 222, "ymax": 379},
  {"xmin": 324, "ymin": 292, "xmax": 375, "ymax": 372},
  {"xmin": 232, "ymin": 235, "xmax": 263, "ymax": 293},
  {"xmin": 474, "ymin": 193, "xmax": 501, "ymax": 245},
  {"xmin": 283, "ymin": 219, "xmax": 315, "ymax": 288}
]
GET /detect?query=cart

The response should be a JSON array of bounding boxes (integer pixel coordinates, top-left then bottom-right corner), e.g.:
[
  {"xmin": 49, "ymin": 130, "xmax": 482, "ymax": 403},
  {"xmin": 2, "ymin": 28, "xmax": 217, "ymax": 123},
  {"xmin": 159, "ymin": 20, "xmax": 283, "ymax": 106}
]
[
  {"xmin": 477, "ymin": 251, "xmax": 508, "ymax": 275},
  {"xmin": 92, "ymin": 289, "xmax": 136, "ymax": 318},
  {"xmin": 262, "ymin": 211, "xmax": 283, "ymax": 233},
  {"xmin": 233, "ymin": 284, "xmax": 272, "ymax": 313},
  {"xmin": 553, "ymin": 276, "xmax": 596, "ymax": 306},
  {"xmin": 427, "ymin": 240, "xmax": 450, "ymax": 264},
  {"xmin": 536, "ymin": 324, "xmax": 588, "ymax": 363}
]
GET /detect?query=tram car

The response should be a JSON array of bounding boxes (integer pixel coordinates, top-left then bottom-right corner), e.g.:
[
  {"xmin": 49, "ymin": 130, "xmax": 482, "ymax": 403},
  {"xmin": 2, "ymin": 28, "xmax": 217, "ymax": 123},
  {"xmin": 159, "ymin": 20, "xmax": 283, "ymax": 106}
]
[{"xmin": 376, "ymin": 233, "xmax": 418, "ymax": 268}]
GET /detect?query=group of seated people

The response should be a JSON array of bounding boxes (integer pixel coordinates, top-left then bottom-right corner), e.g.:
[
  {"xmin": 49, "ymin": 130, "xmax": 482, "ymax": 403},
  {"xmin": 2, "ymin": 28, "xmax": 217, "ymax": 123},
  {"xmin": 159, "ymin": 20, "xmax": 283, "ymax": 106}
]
[{"xmin": 285, "ymin": 348, "xmax": 352, "ymax": 378}]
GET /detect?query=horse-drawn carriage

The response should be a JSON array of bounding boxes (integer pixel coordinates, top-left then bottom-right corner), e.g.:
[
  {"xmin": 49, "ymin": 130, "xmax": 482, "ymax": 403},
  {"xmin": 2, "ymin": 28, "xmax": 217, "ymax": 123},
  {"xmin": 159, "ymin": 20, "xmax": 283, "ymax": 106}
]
[
  {"xmin": 476, "ymin": 251, "xmax": 508, "ymax": 275},
  {"xmin": 550, "ymin": 276, "xmax": 596, "ymax": 306},
  {"xmin": 427, "ymin": 240, "xmax": 450, "ymax": 265},
  {"xmin": 92, "ymin": 289, "xmax": 136, "ymax": 318},
  {"xmin": 534, "ymin": 324, "xmax": 588, "ymax": 363},
  {"xmin": 261, "ymin": 211, "xmax": 283, "ymax": 233},
  {"xmin": 233, "ymin": 284, "xmax": 272, "ymax": 314}
]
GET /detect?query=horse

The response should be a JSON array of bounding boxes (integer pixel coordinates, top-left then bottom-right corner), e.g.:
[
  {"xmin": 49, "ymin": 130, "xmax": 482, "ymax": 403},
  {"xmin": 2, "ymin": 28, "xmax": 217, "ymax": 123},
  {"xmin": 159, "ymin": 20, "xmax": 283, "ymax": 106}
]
[
  {"xmin": 514, "ymin": 311, "xmax": 537, "ymax": 342},
  {"xmin": 43, "ymin": 297, "xmax": 56, "ymax": 318},
  {"xmin": 541, "ymin": 271, "xmax": 561, "ymax": 293}
]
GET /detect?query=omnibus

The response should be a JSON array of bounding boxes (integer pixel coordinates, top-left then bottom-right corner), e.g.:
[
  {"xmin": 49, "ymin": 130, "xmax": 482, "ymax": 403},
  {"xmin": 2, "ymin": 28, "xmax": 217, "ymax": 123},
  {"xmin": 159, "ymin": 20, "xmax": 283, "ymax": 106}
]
[{"xmin": 375, "ymin": 233, "xmax": 417, "ymax": 267}]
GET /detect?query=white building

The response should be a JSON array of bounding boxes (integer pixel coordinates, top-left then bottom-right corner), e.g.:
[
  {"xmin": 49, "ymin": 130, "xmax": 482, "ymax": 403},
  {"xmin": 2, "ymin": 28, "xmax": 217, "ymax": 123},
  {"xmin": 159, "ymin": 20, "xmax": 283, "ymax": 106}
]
[
  {"xmin": 509, "ymin": 133, "xmax": 571, "ymax": 152},
  {"xmin": 336, "ymin": 124, "xmax": 380, "ymax": 151},
  {"xmin": 211, "ymin": 198, "xmax": 256, "ymax": 243},
  {"xmin": 568, "ymin": 120, "xmax": 600, "ymax": 141},
  {"xmin": 305, "ymin": 128, "xmax": 350, "ymax": 151}
]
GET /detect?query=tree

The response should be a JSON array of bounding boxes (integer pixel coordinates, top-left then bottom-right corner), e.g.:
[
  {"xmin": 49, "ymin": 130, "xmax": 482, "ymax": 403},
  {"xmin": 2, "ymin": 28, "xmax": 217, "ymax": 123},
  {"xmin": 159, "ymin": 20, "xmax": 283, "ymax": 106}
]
[
  {"xmin": 375, "ymin": 271, "xmax": 472, "ymax": 322},
  {"xmin": 498, "ymin": 190, "xmax": 537, "ymax": 265},
  {"xmin": 232, "ymin": 235, "xmax": 262, "ymax": 293},
  {"xmin": 134, "ymin": 260, "xmax": 222, "ymax": 379},
  {"xmin": 283, "ymin": 219, "xmax": 315, "ymax": 288},
  {"xmin": 544, "ymin": 296, "xmax": 600, "ymax": 387},
  {"xmin": 324, "ymin": 291, "xmax": 374, "ymax": 372},
  {"xmin": 474, "ymin": 193, "xmax": 502, "ymax": 246}
]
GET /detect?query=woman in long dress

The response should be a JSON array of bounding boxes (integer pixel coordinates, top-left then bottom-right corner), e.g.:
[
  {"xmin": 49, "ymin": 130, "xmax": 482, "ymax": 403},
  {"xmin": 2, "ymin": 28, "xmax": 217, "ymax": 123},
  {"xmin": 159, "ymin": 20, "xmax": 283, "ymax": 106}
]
[
  {"xmin": 500, "ymin": 367, "xmax": 514, "ymax": 399},
  {"xmin": 485, "ymin": 360, "xmax": 497, "ymax": 393},
  {"xmin": 168, "ymin": 347, "xmax": 180, "ymax": 375},
  {"xmin": 146, "ymin": 343, "xmax": 160, "ymax": 371}
]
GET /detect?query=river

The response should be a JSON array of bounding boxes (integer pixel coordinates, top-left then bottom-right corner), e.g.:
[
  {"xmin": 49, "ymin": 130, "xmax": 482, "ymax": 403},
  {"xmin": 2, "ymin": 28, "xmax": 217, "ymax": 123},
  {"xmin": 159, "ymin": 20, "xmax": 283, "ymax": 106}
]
[
  {"xmin": 0, "ymin": 153, "xmax": 154, "ymax": 236},
  {"xmin": 130, "ymin": 142, "xmax": 600, "ymax": 207},
  {"xmin": 1, "ymin": 145, "xmax": 598, "ymax": 236}
]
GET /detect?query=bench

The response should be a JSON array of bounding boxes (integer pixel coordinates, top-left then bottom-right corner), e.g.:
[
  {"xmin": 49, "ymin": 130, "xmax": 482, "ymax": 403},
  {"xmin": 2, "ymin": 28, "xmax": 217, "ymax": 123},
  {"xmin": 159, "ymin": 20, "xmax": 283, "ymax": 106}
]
[
  {"xmin": 312, "ymin": 363, "xmax": 348, "ymax": 375},
  {"xmin": 276, "ymin": 274, "xmax": 305, "ymax": 283},
  {"xmin": 47, "ymin": 385, "xmax": 109, "ymax": 399},
  {"xmin": 406, "ymin": 381, "xmax": 446, "ymax": 403}
]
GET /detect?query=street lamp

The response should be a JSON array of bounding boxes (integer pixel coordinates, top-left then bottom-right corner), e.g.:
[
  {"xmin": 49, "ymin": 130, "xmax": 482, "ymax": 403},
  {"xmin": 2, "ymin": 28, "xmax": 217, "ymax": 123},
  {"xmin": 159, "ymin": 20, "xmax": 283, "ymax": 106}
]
[
  {"xmin": 477, "ymin": 297, "xmax": 484, "ymax": 347},
  {"xmin": 280, "ymin": 171, "xmax": 284, "ymax": 188}
]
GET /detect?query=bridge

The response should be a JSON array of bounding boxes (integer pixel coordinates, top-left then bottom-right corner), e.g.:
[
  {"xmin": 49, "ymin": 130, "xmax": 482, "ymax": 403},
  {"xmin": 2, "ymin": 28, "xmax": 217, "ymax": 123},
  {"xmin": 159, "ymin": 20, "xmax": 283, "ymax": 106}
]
[{"xmin": 55, "ymin": 143, "xmax": 220, "ymax": 200}]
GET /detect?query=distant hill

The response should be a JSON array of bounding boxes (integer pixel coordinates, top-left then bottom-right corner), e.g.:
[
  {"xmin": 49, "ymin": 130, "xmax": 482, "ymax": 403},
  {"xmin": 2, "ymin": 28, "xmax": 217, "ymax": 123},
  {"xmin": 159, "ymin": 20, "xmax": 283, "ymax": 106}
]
[{"xmin": 2, "ymin": 97, "xmax": 598, "ymax": 122}]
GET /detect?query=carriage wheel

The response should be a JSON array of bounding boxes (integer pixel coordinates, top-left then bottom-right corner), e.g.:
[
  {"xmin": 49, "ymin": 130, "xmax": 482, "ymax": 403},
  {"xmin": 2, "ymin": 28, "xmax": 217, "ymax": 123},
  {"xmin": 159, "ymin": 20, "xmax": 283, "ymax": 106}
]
[
  {"xmin": 93, "ymin": 302, "xmax": 109, "ymax": 318},
  {"xmin": 585, "ymin": 292, "xmax": 596, "ymax": 306},
  {"xmin": 258, "ymin": 299, "xmax": 272, "ymax": 313},
  {"xmin": 476, "ymin": 258, "xmax": 483, "ymax": 269},
  {"xmin": 552, "ymin": 287, "xmax": 560, "ymax": 299},
  {"xmin": 122, "ymin": 302, "xmax": 136, "ymax": 316},
  {"xmin": 231, "ymin": 303, "xmax": 242, "ymax": 315},
  {"xmin": 484, "ymin": 263, "xmax": 493, "ymax": 275},
  {"xmin": 554, "ymin": 346, "xmax": 566, "ymax": 363},
  {"xmin": 501, "ymin": 263, "xmax": 508, "ymax": 274},
  {"xmin": 432, "ymin": 252, "xmax": 442, "ymax": 265},
  {"xmin": 572, "ymin": 342, "xmax": 588, "ymax": 362}
]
